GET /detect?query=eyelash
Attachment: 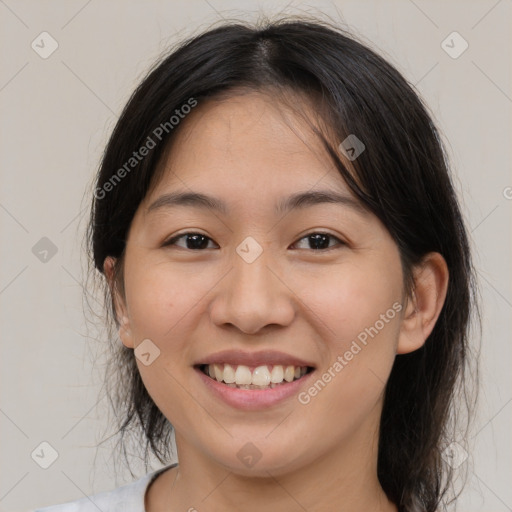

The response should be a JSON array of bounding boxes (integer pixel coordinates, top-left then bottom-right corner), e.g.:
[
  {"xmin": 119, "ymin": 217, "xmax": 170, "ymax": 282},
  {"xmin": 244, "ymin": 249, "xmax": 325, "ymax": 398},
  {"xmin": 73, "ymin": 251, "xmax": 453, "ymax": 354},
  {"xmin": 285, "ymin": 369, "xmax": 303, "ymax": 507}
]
[{"xmin": 162, "ymin": 231, "xmax": 346, "ymax": 252}]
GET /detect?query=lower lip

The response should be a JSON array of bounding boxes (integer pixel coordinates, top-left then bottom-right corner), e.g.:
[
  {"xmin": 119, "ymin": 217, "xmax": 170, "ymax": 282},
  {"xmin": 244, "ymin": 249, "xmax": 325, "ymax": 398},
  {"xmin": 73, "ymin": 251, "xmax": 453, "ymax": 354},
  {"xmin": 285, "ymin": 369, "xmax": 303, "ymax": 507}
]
[{"xmin": 194, "ymin": 367, "xmax": 315, "ymax": 411}]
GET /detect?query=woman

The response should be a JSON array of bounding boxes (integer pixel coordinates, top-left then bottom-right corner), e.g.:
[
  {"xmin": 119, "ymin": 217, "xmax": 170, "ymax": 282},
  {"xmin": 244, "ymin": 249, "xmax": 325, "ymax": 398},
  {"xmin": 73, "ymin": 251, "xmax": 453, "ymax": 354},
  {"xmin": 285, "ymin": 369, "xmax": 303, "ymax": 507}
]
[{"xmin": 35, "ymin": 15, "xmax": 478, "ymax": 512}]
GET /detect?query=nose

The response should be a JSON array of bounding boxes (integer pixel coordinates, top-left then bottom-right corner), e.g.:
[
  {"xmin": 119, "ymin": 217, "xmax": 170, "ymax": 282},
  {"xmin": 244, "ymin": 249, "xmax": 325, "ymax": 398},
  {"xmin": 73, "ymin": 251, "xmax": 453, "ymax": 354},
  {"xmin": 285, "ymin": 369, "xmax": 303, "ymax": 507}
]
[{"xmin": 209, "ymin": 249, "xmax": 296, "ymax": 335}]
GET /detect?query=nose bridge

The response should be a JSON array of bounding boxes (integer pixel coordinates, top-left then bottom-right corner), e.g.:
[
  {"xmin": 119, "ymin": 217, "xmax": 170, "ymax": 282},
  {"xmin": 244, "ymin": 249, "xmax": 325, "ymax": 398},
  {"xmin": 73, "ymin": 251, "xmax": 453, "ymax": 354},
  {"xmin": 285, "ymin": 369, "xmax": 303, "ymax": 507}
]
[
  {"xmin": 209, "ymin": 238, "xmax": 295, "ymax": 334},
  {"xmin": 233, "ymin": 245, "xmax": 276, "ymax": 303}
]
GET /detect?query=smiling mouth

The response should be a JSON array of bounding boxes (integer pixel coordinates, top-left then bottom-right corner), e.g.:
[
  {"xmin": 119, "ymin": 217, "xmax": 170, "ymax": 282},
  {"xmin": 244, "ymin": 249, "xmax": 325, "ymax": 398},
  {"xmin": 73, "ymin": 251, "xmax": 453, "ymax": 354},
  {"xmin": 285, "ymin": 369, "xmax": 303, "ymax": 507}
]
[{"xmin": 196, "ymin": 363, "xmax": 315, "ymax": 390}]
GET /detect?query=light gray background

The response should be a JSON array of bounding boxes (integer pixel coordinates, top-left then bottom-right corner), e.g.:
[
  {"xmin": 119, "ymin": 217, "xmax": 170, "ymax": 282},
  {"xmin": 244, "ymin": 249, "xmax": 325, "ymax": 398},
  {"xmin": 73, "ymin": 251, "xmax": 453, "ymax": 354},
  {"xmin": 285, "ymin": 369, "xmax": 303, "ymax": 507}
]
[{"xmin": 0, "ymin": 1, "xmax": 510, "ymax": 511}]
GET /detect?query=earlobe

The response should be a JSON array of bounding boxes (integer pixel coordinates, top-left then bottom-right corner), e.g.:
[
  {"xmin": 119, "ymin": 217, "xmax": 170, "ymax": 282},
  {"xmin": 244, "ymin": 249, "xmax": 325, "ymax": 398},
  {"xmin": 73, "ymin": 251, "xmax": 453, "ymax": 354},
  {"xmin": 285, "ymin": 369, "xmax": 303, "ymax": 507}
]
[
  {"xmin": 119, "ymin": 315, "xmax": 135, "ymax": 349},
  {"xmin": 103, "ymin": 256, "xmax": 134, "ymax": 349},
  {"xmin": 397, "ymin": 252, "xmax": 449, "ymax": 354}
]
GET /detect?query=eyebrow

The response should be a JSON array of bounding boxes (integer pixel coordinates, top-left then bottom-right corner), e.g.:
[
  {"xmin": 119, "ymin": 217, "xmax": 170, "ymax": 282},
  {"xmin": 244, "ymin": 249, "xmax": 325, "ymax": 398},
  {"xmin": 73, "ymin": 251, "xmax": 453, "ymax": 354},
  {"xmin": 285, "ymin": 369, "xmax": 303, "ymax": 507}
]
[{"xmin": 147, "ymin": 189, "xmax": 368, "ymax": 216}]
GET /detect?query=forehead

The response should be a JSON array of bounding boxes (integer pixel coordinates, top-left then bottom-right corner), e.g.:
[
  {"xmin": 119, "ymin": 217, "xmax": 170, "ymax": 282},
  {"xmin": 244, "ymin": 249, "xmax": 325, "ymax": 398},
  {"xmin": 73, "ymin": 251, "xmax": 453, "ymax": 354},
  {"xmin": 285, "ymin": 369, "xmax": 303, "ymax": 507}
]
[{"xmin": 148, "ymin": 91, "xmax": 356, "ymax": 201}]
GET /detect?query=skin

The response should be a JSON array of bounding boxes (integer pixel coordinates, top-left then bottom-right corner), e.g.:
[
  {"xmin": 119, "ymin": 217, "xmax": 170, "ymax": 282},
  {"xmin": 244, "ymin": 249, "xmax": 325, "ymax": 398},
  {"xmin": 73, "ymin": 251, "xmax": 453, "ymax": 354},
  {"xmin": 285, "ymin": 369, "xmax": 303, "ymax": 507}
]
[{"xmin": 105, "ymin": 90, "xmax": 449, "ymax": 512}]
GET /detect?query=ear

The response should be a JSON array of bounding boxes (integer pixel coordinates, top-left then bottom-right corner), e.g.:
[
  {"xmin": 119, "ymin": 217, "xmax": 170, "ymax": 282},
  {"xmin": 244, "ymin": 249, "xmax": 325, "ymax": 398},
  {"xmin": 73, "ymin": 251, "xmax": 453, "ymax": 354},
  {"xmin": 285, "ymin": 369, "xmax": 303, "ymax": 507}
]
[
  {"xmin": 397, "ymin": 252, "xmax": 449, "ymax": 354},
  {"xmin": 103, "ymin": 256, "xmax": 135, "ymax": 349}
]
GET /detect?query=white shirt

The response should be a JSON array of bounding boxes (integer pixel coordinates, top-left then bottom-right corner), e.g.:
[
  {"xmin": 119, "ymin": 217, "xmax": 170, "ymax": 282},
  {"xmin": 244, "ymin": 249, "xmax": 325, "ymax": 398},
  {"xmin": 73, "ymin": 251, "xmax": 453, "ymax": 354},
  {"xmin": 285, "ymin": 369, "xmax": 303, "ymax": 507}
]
[{"xmin": 33, "ymin": 463, "xmax": 178, "ymax": 512}]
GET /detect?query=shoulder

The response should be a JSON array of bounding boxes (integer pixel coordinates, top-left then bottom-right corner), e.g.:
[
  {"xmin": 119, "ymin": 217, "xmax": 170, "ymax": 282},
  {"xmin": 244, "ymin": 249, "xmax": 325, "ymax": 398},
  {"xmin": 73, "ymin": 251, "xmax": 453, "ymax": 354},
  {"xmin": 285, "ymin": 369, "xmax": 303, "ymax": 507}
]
[{"xmin": 33, "ymin": 463, "xmax": 178, "ymax": 512}]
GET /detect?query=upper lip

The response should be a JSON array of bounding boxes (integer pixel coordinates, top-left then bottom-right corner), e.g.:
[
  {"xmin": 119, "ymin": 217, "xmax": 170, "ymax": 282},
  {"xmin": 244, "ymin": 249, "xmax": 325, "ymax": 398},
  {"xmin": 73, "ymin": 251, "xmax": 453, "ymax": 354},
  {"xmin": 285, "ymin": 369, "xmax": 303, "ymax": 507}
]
[{"xmin": 195, "ymin": 350, "xmax": 316, "ymax": 368}]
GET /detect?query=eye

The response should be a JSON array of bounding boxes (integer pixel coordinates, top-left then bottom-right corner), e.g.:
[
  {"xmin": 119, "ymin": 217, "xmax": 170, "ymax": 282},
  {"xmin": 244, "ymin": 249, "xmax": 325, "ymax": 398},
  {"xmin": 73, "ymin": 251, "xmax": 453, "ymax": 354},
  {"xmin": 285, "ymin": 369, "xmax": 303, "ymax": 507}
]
[
  {"xmin": 291, "ymin": 232, "xmax": 345, "ymax": 251},
  {"xmin": 163, "ymin": 232, "xmax": 218, "ymax": 250},
  {"xmin": 162, "ymin": 231, "xmax": 345, "ymax": 252}
]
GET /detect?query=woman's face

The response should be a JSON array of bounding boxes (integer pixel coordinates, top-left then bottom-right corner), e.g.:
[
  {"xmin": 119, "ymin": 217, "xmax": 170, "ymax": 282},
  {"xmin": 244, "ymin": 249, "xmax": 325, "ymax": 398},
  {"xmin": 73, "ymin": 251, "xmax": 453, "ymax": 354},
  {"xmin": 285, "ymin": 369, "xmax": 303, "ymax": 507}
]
[{"xmin": 114, "ymin": 91, "xmax": 409, "ymax": 476}]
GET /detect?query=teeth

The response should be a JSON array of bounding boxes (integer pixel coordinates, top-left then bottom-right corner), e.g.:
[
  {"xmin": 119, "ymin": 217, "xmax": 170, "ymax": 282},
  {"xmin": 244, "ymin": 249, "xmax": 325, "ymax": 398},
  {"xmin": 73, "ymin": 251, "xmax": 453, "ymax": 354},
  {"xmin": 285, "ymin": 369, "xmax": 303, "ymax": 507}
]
[
  {"xmin": 284, "ymin": 365, "xmax": 295, "ymax": 382},
  {"xmin": 252, "ymin": 366, "xmax": 271, "ymax": 386},
  {"xmin": 223, "ymin": 364, "xmax": 236, "ymax": 384},
  {"xmin": 235, "ymin": 365, "xmax": 252, "ymax": 385},
  {"xmin": 270, "ymin": 365, "xmax": 284, "ymax": 383},
  {"xmin": 214, "ymin": 363, "xmax": 223, "ymax": 381},
  {"xmin": 202, "ymin": 363, "xmax": 310, "ymax": 388}
]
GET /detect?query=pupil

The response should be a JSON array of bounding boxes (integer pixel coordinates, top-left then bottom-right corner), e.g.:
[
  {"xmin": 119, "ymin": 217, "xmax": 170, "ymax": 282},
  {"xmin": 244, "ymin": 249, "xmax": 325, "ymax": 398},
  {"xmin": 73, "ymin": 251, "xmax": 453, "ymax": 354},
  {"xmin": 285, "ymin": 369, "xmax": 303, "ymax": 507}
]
[
  {"xmin": 187, "ymin": 234, "xmax": 209, "ymax": 250},
  {"xmin": 309, "ymin": 233, "xmax": 329, "ymax": 250}
]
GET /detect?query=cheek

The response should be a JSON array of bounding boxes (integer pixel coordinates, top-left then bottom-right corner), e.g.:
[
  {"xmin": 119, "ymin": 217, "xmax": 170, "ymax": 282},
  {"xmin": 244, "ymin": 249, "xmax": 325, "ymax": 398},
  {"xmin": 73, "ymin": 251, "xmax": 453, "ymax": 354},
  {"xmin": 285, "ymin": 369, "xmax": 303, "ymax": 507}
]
[
  {"xmin": 124, "ymin": 257, "xmax": 215, "ymax": 340},
  {"xmin": 298, "ymin": 256, "xmax": 403, "ymax": 347},
  {"xmin": 295, "ymin": 256, "xmax": 402, "ymax": 424}
]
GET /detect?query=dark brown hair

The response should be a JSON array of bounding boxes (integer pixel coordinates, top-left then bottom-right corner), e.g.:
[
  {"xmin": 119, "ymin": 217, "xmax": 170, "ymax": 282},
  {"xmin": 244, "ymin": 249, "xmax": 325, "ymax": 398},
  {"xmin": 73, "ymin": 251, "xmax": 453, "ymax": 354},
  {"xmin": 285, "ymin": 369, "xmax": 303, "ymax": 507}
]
[{"xmin": 86, "ymin": 15, "xmax": 479, "ymax": 512}]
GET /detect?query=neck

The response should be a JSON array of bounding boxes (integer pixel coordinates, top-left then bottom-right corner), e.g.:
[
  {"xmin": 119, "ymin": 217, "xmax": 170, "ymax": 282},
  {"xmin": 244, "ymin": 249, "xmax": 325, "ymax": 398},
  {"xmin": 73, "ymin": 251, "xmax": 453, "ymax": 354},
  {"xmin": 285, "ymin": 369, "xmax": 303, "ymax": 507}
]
[{"xmin": 147, "ymin": 413, "xmax": 397, "ymax": 512}]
